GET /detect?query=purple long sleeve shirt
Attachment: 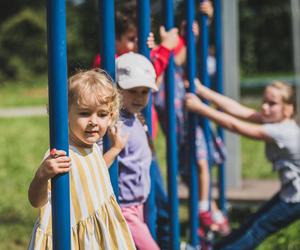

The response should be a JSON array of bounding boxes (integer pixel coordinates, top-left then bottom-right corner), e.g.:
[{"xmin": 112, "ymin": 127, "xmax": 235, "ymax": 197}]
[{"xmin": 118, "ymin": 110, "xmax": 152, "ymax": 206}]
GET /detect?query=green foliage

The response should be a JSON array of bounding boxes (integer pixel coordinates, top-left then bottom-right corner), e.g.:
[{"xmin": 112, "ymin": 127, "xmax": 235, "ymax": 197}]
[
  {"xmin": 66, "ymin": 1, "xmax": 99, "ymax": 73},
  {"xmin": 0, "ymin": 8, "xmax": 47, "ymax": 81},
  {"xmin": 239, "ymin": 0, "xmax": 293, "ymax": 75},
  {"xmin": 0, "ymin": 0, "xmax": 295, "ymax": 82}
]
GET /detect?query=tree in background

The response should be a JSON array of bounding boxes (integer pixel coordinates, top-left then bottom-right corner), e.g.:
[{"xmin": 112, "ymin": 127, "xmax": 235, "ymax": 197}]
[
  {"xmin": 0, "ymin": 0, "xmax": 295, "ymax": 82},
  {"xmin": 239, "ymin": 0, "xmax": 292, "ymax": 76}
]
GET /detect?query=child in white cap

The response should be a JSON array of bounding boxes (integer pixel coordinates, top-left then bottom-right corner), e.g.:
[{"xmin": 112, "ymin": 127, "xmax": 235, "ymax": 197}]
[{"xmin": 113, "ymin": 52, "xmax": 160, "ymax": 250}]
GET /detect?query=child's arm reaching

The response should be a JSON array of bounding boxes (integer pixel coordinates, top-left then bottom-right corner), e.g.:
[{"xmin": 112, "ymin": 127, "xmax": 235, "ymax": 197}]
[
  {"xmin": 104, "ymin": 124, "xmax": 129, "ymax": 168},
  {"xmin": 194, "ymin": 81, "xmax": 263, "ymax": 123},
  {"xmin": 28, "ymin": 149, "xmax": 71, "ymax": 208},
  {"xmin": 150, "ymin": 26, "xmax": 179, "ymax": 79},
  {"xmin": 199, "ymin": 0, "xmax": 214, "ymax": 19},
  {"xmin": 185, "ymin": 93, "xmax": 272, "ymax": 141}
]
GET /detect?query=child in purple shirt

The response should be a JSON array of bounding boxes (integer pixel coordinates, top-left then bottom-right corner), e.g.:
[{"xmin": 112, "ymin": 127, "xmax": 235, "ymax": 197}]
[{"xmin": 115, "ymin": 52, "xmax": 160, "ymax": 250}]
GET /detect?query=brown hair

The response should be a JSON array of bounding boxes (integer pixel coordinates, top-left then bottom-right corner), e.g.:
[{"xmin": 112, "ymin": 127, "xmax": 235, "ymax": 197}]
[
  {"xmin": 136, "ymin": 112, "xmax": 155, "ymax": 155},
  {"xmin": 115, "ymin": 11, "xmax": 136, "ymax": 40},
  {"xmin": 267, "ymin": 81, "xmax": 296, "ymax": 118},
  {"xmin": 68, "ymin": 68, "xmax": 120, "ymax": 125}
]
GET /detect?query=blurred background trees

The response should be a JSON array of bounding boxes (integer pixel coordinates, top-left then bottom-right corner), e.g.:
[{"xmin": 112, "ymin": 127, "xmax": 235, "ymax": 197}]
[{"xmin": 0, "ymin": 0, "xmax": 294, "ymax": 82}]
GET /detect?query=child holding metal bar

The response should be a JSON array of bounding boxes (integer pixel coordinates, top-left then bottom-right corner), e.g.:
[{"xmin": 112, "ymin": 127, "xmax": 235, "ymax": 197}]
[
  {"xmin": 185, "ymin": 81, "xmax": 300, "ymax": 250},
  {"xmin": 154, "ymin": 0, "xmax": 230, "ymax": 238},
  {"xmin": 93, "ymin": 8, "xmax": 179, "ymax": 249},
  {"xmin": 107, "ymin": 52, "xmax": 160, "ymax": 250},
  {"xmin": 28, "ymin": 69, "xmax": 135, "ymax": 249}
]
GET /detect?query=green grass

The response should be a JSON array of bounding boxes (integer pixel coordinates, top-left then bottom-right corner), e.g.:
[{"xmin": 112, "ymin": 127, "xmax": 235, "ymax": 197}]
[
  {"xmin": 0, "ymin": 116, "xmax": 49, "ymax": 249},
  {"xmin": 0, "ymin": 79, "xmax": 47, "ymax": 107}
]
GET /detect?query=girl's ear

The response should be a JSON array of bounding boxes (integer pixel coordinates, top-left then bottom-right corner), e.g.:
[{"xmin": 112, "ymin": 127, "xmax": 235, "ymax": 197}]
[{"xmin": 284, "ymin": 104, "xmax": 294, "ymax": 119}]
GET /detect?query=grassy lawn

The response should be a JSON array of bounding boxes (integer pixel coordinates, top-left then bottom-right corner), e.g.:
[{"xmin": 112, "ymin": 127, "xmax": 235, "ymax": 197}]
[
  {"xmin": 0, "ymin": 117, "xmax": 49, "ymax": 249},
  {"xmin": 0, "ymin": 78, "xmax": 47, "ymax": 108}
]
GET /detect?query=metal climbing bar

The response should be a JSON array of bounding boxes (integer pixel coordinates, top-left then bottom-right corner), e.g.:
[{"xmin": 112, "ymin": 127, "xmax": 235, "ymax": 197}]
[
  {"xmin": 198, "ymin": 0, "xmax": 213, "ymax": 210},
  {"xmin": 163, "ymin": 0, "xmax": 180, "ymax": 249},
  {"xmin": 185, "ymin": 0, "xmax": 199, "ymax": 247},
  {"xmin": 46, "ymin": 0, "xmax": 71, "ymax": 249},
  {"xmin": 214, "ymin": 0, "xmax": 227, "ymax": 214},
  {"xmin": 98, "ymin": 0, "xmax": 119, "ymax": 196},
  {"xmin": 137, "ymin": 0, "xmax": 157, "ymax": 238}
]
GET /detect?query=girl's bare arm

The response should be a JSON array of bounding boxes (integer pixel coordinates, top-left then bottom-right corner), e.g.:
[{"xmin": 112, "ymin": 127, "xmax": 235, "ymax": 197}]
[
  {"xmin": 195, "ymin": 83, "xmax": 263, "ymax": 123},
  {"xmin": 185, "ymin": 93, "xmax": 271, "ymax": 141},
  {"xmin": 103, "ymin": 125, "xmax": 128, "ymax": 168},
  {"xmin": 28, "ymin": 173, "xmax": 49, "ymax": 208},
  {"xmin": 28, "ymin": 149, "xmax": 71, "ymax": 208}
]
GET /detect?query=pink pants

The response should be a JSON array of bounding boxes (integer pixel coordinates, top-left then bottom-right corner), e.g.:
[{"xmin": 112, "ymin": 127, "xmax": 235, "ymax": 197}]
[{"xmin": 121, "ymin": 204, "xmax": 160, "ymax": 250}]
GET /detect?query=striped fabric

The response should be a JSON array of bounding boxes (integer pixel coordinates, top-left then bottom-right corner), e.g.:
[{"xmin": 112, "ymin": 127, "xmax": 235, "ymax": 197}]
[{"xmin": 28, "ymin": 144, "xmax": 135, "ymax": 250}]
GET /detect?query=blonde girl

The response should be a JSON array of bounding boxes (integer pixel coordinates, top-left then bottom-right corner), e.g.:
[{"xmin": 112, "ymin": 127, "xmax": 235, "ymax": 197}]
[
  {"xmin": 185, "ymin": 81, "xmax": 300, "ymax": 250},
  {"xmin": 28, "ymin": 69, "xmax": 135, "ymax": 249}
]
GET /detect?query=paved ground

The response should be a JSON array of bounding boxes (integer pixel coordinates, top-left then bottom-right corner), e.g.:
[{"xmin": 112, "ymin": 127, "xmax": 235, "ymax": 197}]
[
  {"xmin": 0, "ymin": 106, "xmax": 47, "ymax": 118},
  {"xmin": 179, "ymin": 179, "xmax": 280, "ymax": 204}
]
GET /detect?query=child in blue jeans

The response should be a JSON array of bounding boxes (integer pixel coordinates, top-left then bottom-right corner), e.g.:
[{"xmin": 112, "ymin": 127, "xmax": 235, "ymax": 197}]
[
  {"xmin": 185, "ymin": 81, "xmax": 300, "ymax": 249},
  {"xmin": 154, "ymin": 0, "xmax": 229, "ymax": 237}
]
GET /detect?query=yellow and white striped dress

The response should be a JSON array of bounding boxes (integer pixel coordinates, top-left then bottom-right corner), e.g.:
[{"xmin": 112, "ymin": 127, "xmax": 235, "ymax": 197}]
[{"xmin": 29, "ymin": 144, "xmax": 135, "ymax": 250}]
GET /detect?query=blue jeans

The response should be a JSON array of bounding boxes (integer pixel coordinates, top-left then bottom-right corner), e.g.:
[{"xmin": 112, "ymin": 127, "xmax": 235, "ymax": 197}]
[
  {"xmin": 144, "ymin": 158, "xmax": 170, "ymax": 250},
  {"xmin": 214, "ymin": 193, "xmax": 300, "ymax": 250}
]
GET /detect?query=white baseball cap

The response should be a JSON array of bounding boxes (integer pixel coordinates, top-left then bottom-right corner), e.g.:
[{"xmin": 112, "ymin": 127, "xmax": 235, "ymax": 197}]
[{"xmin": 116, "ymin": 52, "xmax": 158, "ymax": 91}]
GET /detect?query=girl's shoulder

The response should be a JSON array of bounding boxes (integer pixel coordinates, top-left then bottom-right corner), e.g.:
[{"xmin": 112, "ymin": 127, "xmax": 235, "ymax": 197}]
[{"xmin": 263, "ymin": 120, "xmax": 300, "ymax": 141}]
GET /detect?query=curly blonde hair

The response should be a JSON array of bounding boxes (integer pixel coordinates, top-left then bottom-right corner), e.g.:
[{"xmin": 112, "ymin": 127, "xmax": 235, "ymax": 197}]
[{"xmin": 68, "ymin": 68, "xmax": 120, "ymax": 125}]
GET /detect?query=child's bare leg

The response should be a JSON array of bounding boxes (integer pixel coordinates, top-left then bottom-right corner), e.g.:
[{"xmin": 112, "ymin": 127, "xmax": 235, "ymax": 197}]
[
  {"xmin": 197, "ymin": 159, "xmax": 221, "ymax": 232},
  {"xmin": 198, "ymin": 159, "xmax": 210, "ymax": 205}
]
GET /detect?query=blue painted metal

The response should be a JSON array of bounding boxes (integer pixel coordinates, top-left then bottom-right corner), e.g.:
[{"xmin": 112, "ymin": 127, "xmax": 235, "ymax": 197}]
[
  {"xmin": 185, "ymin": 0, "xmax": 199, "ymax": 247},
  {"xmin": 198, "ymin": 0, "xmax": 213, "ymax": 212},
  {"xmin": 163, "ymin": 0, "xmax": 180, "ymax": 249},
  {"xmin": 137, "ymin": 0, "xmax": 152, "ymax": 132},
  {"xmin": 46, "ymin": 0, "xmax": 71, "ymax": 248},
  {"xmin": 137, "ymin": 0, "xmax": 157, "ymax": 239},
  {"xmin": 214, "ymin": 0, "xmax": 227, "ymax": 214},
  {"xmin": 98, "ymin": 0, "xmax": 119, "ymax": 196}
]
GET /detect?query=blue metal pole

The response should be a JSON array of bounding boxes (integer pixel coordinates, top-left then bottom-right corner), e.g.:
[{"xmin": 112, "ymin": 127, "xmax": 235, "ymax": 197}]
[
  {"xmin": 137, "ymin": 0, "xmax": 157, "ymax": 239},
  {"xmin": 198, "ymin": 0, "xmax": 213, "ymax": 210},
  {"xmin": 185, "ymin": 0, "xmax": 199, "ymax": 247},
  {"xmin": 137, "ymin": 0, "xmax": 151, "ymax": 133},
  {"xmin": 163, "ymin": 0, "xmax": 180, "ymax": 249},
  {"xmin": 98, "ymin": 0, "xmax": 119, "ymax": 196},
  {"xmin": 46, "ymin": 0, "xmax": 71, "ymax": 249},
  {"xmin": 214, "ymin": 0, "xmax": 227, "ymax": 214}
]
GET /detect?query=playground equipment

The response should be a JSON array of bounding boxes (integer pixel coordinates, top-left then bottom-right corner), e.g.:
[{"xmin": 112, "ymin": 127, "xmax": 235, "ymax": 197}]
[
  {"xmin": 46, "ymin": 0, "xmax": 228, "ymax": 249},
  {"xmin": 46, "ymin": 0, "xmax": 71, "ymax": 248}
]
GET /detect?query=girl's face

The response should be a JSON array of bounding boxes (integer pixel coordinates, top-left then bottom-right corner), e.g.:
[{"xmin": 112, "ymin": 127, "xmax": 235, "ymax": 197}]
[
  {"xmin": 116, "ymin": 29, "xmax": 138, "ymax": 55},
  {"xmin": 121, "ymin": 87, "xmax": 150, "ymax": 114},
  {"xmin": 261, "ymin": 86, "xmax": 289, "ymax": 123},
  {"xmin": 68, "ymin": 102, "xmax": 112, "ymax": 147}
]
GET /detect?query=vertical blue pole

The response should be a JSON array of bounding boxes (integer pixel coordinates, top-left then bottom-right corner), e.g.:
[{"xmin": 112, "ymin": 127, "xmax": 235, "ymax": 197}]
[
  {"xmin": 46, "ymin": 0, "xmax": 71, "ymax": 249},
  {"xmin": 137, "ymin": 0, "xmax": 157, "ymax": 238},
  {"xmin": 163, "ymin": 1, "xmax": 180, "ymax": 249},
  {"xmin": 214, "ymin": 0, "xmax": 227, "ymax": 214},
  {"xmin": 198, "ymin": 0, "xmax": 213, "ymax": 209},
  {"xmin": 185, "ymin": 0, "xmax": 199, "ymax": 247},
  {"xmin": 99, "ymin": 0, "xmax": 118, "ymax": 196}
]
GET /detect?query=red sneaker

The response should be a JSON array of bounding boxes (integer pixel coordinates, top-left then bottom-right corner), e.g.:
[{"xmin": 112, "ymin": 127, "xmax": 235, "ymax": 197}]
[{"xmin": 199, "ymin": 211, "xmax": 219, "ymax": 231}]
